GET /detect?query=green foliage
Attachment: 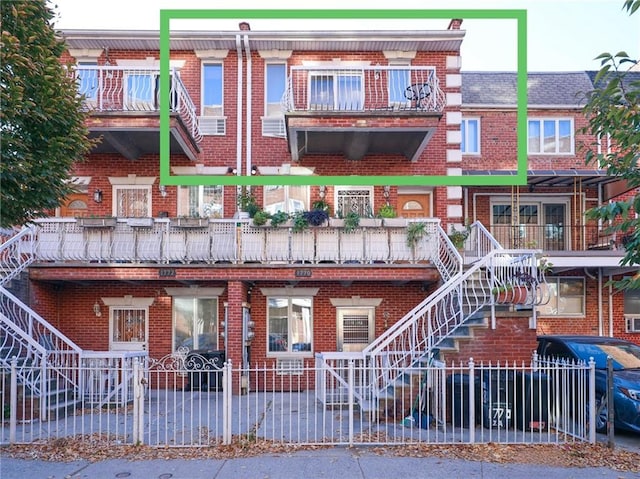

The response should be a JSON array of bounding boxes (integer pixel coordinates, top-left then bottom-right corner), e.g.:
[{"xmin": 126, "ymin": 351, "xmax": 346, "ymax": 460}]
[
  {"xmin": 581, "ymin": 1, "xmax": 640, "ymax": 288},
  {"xmin": 343, "ymin": 211, "xmax": 360, "ymax": 233},
  {"xmin": 311, "ymin": 199, "xmax": 331, "ymax": 215},
  {"xmin": 238, "ymin": 189, "xmax": 259, "ymax": 217},
  {"xmin": 406, "ymin": 222, "xmax": 428, "ymax": 248},
  {"xmin": 0, "ymin": 0, "xmax": 95, "ymax": 227},
  {"xmin": 448, "ymin": 223, "xmax": 471, "ymax": 249},
  {"xmin": 291, "ymin": 211, "xmax": 309, "ymax": 233},
  {"xmin": 376, "ymin": 203, "xmax": 397, "ymax": 218},
  {"xmin": 251, "ymin": 210, "xmax": 270, "ymax": 226},
  {"xmin": 269, "ymin": 211, "xmax": 289, "ymax": 227}
]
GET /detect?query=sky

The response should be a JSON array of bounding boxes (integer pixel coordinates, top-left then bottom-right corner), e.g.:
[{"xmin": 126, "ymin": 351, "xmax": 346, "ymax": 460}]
[{"xmin": 50, "ymin": 0, "xmax": 639, "ymax": 72}]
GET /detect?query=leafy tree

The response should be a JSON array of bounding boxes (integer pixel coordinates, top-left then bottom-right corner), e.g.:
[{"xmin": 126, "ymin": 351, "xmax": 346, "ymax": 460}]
[
  {"xmin": 1, "ymin": 0, "xmax": 94, "ymax": 228},
  {"xmin": 583, "ymin": 0, "xmax": 640, "ymax": 288}
]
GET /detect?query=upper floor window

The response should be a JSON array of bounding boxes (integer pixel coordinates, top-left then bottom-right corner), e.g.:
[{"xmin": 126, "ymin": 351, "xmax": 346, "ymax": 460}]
[
  {"xmin": 114, "ymin": 185, "xmax": 151, "ymax": 217},
  {"xmin": 265, "ymin": 63, "xmax": 286, "ymax": 116},
  {"xmin": 177, "ymin": 185, "xmax": 223, "ymax": 218},
  {"xmin": 202, "ymin": 63, "xmax": 223, "ymax": 116},
  {"xmin": 263, "ymin": 185, "xmax": 308, "ymax": 214},
  {"xmin": 76, "ymin": 62, "xmax": 98, "ymax": 103},
  {"xmin": 461, "ymin": 118, "xmax": 480, "ymax": 154},
  {"xmin": 309, "ymin": 71, "xmax": 363, "ymax": 111},
  {"xmin": 388, "ymin": 67, "xmax": 410, "ymax": 107},
  {"xmin": 528, "ymin": 118, "xmax": 573, "ymax": 155},
  {"xmin": 537, "ymin": 277, "xmax": 585, "ymax": 317}
]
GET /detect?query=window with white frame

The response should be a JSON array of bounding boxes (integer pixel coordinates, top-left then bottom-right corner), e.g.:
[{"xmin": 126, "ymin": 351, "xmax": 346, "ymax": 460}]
[
  {"xmin": 309, "ymin": 71, "xmax": 363, "ymax": 110},
  {"xmin": 202, "ymin": 63, "xmax": 223, "ymax": 116},
  {"xmin": 76, "ymin": 62, "xmax": 98, "ymax": 103},
  {"xmin": 177, "ymin": 185, "xmax": 223, "ymax": 218},
  {"xmin": 537, "ymin": 277, "xmax": 585, "ymax": 316},
  {"xmin": 173, "ymin": 296, "xmax": 218, "ymax": 352},
  {"xmin": 624, "ymin": 288, "xmax": 640, "ymax": 332},
  {"xmin": 114, "ymin": 185, "xmax": 151, "ymax": 217},
  {"xmin": 461, "ymin": 118, "xmax": 480, "ymax": 154},
  {"xmin": 263, "ymin": 185, "xmax": 308, "ymax": 214},
  {"xmin": 267, "ymin": 296, "xmax": 313, "ymax": 354},
  {"xmin": 335, "ymin": 186, "xmax": 373, "ymax": 217},
  {"xmin": 265, "ymin": 63, "xmax": 286, "ymax": 116},
  {"xmin": 388, "ymin": 65, "xmax": 410, "ymax": 107},
  {"xmin": 528, "ymin": 118, "xmax": 574, "ymax": 154}
]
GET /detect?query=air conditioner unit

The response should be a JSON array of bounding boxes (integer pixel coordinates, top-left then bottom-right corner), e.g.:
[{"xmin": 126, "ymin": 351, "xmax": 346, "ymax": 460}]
[{"xmin": 626, "ymin": 316, "xmax": 640, "ymax": 333}]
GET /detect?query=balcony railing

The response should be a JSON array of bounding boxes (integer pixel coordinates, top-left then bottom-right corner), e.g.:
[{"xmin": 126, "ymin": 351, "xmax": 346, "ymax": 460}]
[
  {"xmin": 33, "ymin": 218, "xmax": 441, "ymax": 265},
  {"xmin": 490, "ymin": 224, "xmax": 631, "ymax": 252},
  {"xmin": 282, "ymin": 66, "xmax": 445, "ymax": 113},
  {"xmin": 74, "ymin": 66, "xmax": 202, "ymax": 142}
]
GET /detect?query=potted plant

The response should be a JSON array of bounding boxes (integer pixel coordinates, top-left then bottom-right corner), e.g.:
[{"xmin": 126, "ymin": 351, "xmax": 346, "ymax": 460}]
[
  {"xmin": 406, "ymin": 221, "xmax": 428, "ymax": 248},
  {"xmin": 343, "ymin": 211, "xmax": 361, "ymax": 233},
  {"xmin": 492, "ymin": 269, "xmax": 537, "ymax": 304},
  {"xmin": 305, "ymin": 208, "xmax": 330, "ymax": 227},
  {"xmin": 270, "ymin": 211, "xmax": 290, "ymax": 228},
  {"xmin": 311, "ymin": 199, "xmax": 331, "ymax": 215},
  {"xmin": 377, "ymin": 203, "xmax": 397, "ymax": 219},
  {"xmin": 448, "ymin": 223, "xmax": 470, "ymax": 250},
  {"xmin": 238, "ymin": 189, "xmax": 259, "ymax": 218},
  {"xmin": 251, "ymin": 210, "xmax": 270, "ymax": 227},
  {"xmin": 291, "ymin": 211, "xmax": 309, "ymax": 233}
]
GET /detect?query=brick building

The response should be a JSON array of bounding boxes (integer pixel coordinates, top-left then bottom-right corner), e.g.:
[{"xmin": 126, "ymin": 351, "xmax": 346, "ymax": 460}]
[{"xmin": 3, "ymin": 20, "xmax": 639, "ymax": 382}]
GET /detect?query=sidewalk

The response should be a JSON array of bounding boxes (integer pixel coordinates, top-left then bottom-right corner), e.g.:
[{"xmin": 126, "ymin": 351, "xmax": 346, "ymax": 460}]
[{"xmin": 2, "ymin": 447, "xmax": 639, "ymax": 479}]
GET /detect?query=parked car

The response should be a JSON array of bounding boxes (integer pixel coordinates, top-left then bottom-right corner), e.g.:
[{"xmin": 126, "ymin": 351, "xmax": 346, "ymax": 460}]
[{"xmin": 536, "ymin": 335, "xmax": 640, "ymax": 433}]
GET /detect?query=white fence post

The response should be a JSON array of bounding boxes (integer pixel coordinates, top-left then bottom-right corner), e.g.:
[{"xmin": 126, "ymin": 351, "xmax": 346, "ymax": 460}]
[
  {"xmin": 348, "ymin": 359, "xmax": 354, "ymax": 447},
  {"xmin": 468, "ymin": 358, "xmax": 475, "ymax": 443},
  {"xmin": 9, "ymin": 357, "xmax": 17, "ymax": 445},
  {"xmin": 132, "ymin": 359, "xmax": 144, "ymax": 445},
  {"xmin": 588, "ymin": 357, "xmax": 596, "ymax": 444},
  {"xmin": 223, "ymin": 360, "xmax": 232, "ymax": 445}
]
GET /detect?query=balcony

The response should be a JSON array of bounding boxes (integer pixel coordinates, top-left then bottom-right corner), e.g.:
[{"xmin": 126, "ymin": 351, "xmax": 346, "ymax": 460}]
[
  {"xmin": 75, "ymin": 66, "xmax": 201, "ymax": 161},
  {"xmin": 281, "ymin": 66, "xmax": 445, "ymax": 161},
  {"xmin": 33, "ymin": 218, "xmax": 440, "ymax": 265}
]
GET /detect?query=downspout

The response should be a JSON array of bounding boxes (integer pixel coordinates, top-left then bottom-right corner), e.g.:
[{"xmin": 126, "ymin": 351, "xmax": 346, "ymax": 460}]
[
  {"xmin": 609, "ymin": 275, "xmax": 614, "ymax": 337},
  {"xmin": 243, "ymin": 34, "xmax": 252, "ymax": 177},
  {"xmin": 235, "ymin": 35, "xmax": 243, "ymax": 199}
]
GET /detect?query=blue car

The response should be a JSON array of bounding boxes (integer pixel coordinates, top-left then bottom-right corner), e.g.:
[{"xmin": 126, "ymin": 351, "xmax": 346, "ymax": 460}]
[{"xmin": 536, "ymin": 335, "xmax": 640, "ymax": 434}]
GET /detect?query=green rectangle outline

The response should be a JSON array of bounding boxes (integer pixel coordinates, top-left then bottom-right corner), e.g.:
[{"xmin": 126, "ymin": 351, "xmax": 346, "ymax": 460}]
[{"xmin": 160, "ymin": 9, "xmax": 527, "ymax": 186}]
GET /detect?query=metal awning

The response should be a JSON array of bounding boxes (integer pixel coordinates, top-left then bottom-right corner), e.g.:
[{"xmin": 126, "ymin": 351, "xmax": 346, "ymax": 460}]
[{"xmin": 463, "ymin": 169, "xmax": 620, "ymax": 188}]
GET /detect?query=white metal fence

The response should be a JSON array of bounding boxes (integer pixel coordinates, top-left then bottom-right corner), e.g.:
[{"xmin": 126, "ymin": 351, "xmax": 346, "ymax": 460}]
[{"xmin": 1, "ymin": 353, "xmax": 595, "ymax": 447}]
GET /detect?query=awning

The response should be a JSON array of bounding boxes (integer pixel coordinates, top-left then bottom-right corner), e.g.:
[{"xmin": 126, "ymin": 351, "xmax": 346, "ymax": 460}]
[{"xmin": 463, "ymin": 169, "xmax": 621, "ymax": 189}]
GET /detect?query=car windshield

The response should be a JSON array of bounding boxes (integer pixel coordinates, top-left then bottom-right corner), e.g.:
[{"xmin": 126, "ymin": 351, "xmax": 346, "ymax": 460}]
[{"xmin": 569, "ymin": 341, "xmax": 640, "ymax": 370}]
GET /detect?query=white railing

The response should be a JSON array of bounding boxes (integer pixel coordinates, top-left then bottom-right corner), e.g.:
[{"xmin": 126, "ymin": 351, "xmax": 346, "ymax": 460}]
[
  {"xmin": 0, "ymin": 226, "xmax": 36, "ymax": 285},
  {"xmin": 1, "ymin": 356, "xmax": 594, "ymax": 446},
  {"xmin": 282, "ymin": 65, "xmax": 446, "ymax": 113},
  {"xmin": 74, "ymin": 66, "xmax": 202, "ymax": 142},
  {"xmin": 32, "ymin": 217, "xmax": 442, "ymax": 265}
]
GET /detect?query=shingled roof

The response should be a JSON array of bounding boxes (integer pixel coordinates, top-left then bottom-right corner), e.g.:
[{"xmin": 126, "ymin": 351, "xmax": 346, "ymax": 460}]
[{"xmin": 461, "ymin": 71, "xmax": 595, "ymax": 107}]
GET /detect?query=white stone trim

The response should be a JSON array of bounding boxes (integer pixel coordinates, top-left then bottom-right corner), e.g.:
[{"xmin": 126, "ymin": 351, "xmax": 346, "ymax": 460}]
[
  {"xmin": 447, "ymin": 204, "xmax": 463, "ymax": 218},
  {"xmin": 446, "ymin": 92, "xmax": 462, "ymax": 107},
  {"xmin": 195, "ymin": 50, "xmax": 230, "ymax": 60},
  {"xmin": 164, "ymin": 287, "xmax": 225, "ymax": 297},
  {"xmin": 116, "ymin": 58, "xmax": 186, "ymax": 70},
  {"xmin": 102, "ymin": 296, "xmax": 154, "ymax": 307},
  {"xmin": 108, "ymin": 175, "xmax": 156, "ymax": 185},
  {"xmin": 446, "ymin": 73, "xmax": 462, "ymax": 88},
  {"xmin": 258, "ymin": 49, "xmax": 292, "ymax": 60},
  {"xmin": 446, "ymin": 130, "xmax": 462, "ymax": 144},
  {"xmin": 383, "ymin": 51, "xmax": 417, "ymax": 60},
  {"xmin": 171, "ymin": 165, "xmax": 230, "ymax": 175},
  {"xmin": 447, "ymin": 186, "xmax": 463, "ymax": 200},
  {"xmin": 330, "ymin": 297, "xmax": 383, "ymax": 307},
  {"xmin": 260, "ymin": 287, "xmax": 320, "ymax": 297},
  {"xmin": 446, "ymin": 111, "xmax": 462, "ymax": 125},
  {"xmin": 447, "ymin": 167, "xmax": 463, "ymax": 177},
  {"xmin": 68, "ymin": 48, "xmax": 103, "ymax": 63},
  {"xmin": 446, "ymin": 150, "xmax": 462, "ymax": 163},
  {"xmin": 446, "ymin": 55, "xmax": 462, "ymax": 70}
]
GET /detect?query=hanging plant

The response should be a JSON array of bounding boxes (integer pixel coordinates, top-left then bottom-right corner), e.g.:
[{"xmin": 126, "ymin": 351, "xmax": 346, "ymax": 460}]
[
  {"xmin": 305, "ymin": 208, "xmax": 329, "ymax": 226},
  {"xmin": 406, "ymin": 222, "xmax": 428, "ymax": 248}
]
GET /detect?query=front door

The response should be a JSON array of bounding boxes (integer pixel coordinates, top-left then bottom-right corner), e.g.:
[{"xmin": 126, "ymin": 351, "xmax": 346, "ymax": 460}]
[
  {"xmin": 398, "ymin": 193, "xmax": 431, "ymax": 218},
  {"xmin": 336, "ymin": 308, "xmax": 374, "ymax": 352},
  {"xmin": 60, "ymin": 193, "xmax": 89, "ymax": 217},
  {"xmin": 110, "ymin": 307, "xmax": 148, "ymax": 351}
]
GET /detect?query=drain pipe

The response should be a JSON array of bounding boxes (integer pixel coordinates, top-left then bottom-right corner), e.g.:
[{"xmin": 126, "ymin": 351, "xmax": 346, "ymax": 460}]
[
  {"xmin": 235, "ymin": 34, "xmax": 243, "ymax": 198},
  {"xmin": 609, "ymin": 275, "xmax": 614, "ymax": 337},
  {"xmin": 243, "ymin": 34, "xmax": 252, "ymax": 177}
]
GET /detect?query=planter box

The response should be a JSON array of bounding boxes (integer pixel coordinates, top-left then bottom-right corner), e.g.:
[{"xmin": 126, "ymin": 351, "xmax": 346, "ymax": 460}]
[
  {"xmin": 494, "ymin": 286, "xmax": 528, "ymax": 304},
  {"xmin": 77, "ymin": 217, "xmax": 116, "ymax": 228},
  {"xmin": 359, "ymin": 218, "xmax": 383, "ymax": 227},
  {"xmin": 170, "ymin": 218, "xmax": 209, "ymax": 228},
  {"xmin": 383, "ymin": 218, "xmax": 407, "ymax": 227},
  {"xmin": 127, "ymin": 217, "xmax": 154, "ymax": 228}
]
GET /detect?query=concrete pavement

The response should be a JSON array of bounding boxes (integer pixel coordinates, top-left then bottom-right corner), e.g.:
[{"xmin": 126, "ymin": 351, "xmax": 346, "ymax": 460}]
[{"xmin": 2, "ymin": 447, "xmax": 639, "ymax": 479}]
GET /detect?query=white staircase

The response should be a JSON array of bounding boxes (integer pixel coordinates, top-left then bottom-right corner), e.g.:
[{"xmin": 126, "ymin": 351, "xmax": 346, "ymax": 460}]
[
  {"xmin": 318, "ymin": 222, "xmax": 548, "ymax": 415},
  {"xmin": 0, "ymin": 226, "xmax": 83, "ymax": 420}
]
